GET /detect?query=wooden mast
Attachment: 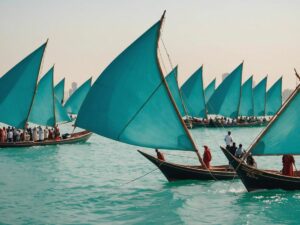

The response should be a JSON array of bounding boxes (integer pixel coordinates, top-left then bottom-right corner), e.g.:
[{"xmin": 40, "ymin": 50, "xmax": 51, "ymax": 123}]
[
  {"xmin": 52, "ymin": 65, "xmax": 57, "ymax": 127},
  {"xmin": 156, "ymin": 11, "xmax": 205, "ymax": 167}
]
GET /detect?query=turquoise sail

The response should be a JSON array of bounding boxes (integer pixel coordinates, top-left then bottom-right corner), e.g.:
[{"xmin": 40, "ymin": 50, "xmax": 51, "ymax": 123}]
[
  {"xmin": 0, "ymin": 42, "xmax": 47, "ymax": 128},
  {"xmin": 75, "ymin": 19, "xmax": 195, "ymax": 151},
  {"xmin": 165, "ymin": 67, "xmax": 186, "ymax": 117},
  {"xmin": 239, "ymin": 76, "xmax": 254, "ymax": 116},
  {"xmin": 181, "ymin": 66, "xmax": 206, "ymax": 118},
  {"xmin": 253, "ymin": 77, "xmax": 267, "ymax": 116},
  {"xmin": 251, "ymin": 87, "xmax": 300, "ymax": 155},
  {"xmin": 207, "ymin": 63, "xmax": 243, "ymax": 118},
  {"xmin": 266, "ymin": 77, "xmax": 282, "ymax": 116},
  {"xmin": 28, "ymin": 67, "xmax": 55, "ymax": 127},
  {"xmin": 64, "ymin": 78, "xmax": 92, "ymax": 114},
  {"xmin": 54, "ymin": 78, "xmax": 65, "ymax": 104},
  {"xmin": 55, "ymin": 98, "xmax": 71, "ymax": 123},
  {"xmin": 204, "ymin": 78, "xmax": 216, "ymax": 103}
]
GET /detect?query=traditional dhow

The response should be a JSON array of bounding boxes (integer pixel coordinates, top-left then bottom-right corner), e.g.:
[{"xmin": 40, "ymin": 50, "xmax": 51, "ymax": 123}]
[
  {"xmin": 75, "ymin": 11, "xmax": 236, "ymax": 181},
  {"xmin": 221, "ymin": 77, "xmax": 300, "ymax": 191}
]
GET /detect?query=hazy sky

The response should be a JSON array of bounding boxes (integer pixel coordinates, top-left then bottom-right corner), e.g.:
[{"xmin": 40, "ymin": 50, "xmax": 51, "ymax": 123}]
[{"xmin": 1, "ymin": 0, "xmax": 300, "ymax": 91}]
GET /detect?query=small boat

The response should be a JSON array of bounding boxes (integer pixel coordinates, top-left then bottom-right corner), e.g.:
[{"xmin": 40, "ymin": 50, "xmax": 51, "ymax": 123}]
[
  {"xmin": 220, "ymin": 75, "xmax": 300, "ymax": 191},
  {"xmin": 186, "ymin": 119, "xmax": 268, "ymax": 128},
  {"xmin": 0, "ymin": 131, "xmax": 92, "ymax": 148},
  {"xmin": 138, "ymin": 150, "xmax": 237, "ymax": 181},
  {"xmin": 220, "ymin": 146, "xmax": 300, "ymax": 192}
]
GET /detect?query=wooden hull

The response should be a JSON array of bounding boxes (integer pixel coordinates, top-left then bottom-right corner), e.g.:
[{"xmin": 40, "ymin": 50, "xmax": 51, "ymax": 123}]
[
  {"xmin": 138, "ymin": 150, "xmax": 237, "ymax": 181},
  {"xmin": 0, "ymin": 131, "xmax": 92, "ymax": 148},
  {"xmin": 220, "ymin": 146, "xmax": 300, "ymax": 192},
  {"xmin": 185, "ymin": 120, "xmax": 268, "ymax": 128}
]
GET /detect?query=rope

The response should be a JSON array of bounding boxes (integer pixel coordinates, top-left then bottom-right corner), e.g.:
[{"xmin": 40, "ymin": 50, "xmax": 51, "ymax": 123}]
[
  {"xmin": 122, "ymin": 167, "xmax": 160, "ymax": 185},
  {"xmin": 161, "ymin": 37, "xmax": 174, "ymax": 69},
  {"xmin": 157, "ymin": 47, "xmax": 167, "ymax": 74}
]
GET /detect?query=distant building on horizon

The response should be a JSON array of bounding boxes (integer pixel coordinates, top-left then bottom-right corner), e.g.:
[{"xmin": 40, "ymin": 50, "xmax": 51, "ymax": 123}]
[
  {"xmin": 282, "ymin": 88, "xmax": 293, "ymax": 103},
  {"xmin": 69, "ymin": 82, "xmax": 78, "ymax": 97}
]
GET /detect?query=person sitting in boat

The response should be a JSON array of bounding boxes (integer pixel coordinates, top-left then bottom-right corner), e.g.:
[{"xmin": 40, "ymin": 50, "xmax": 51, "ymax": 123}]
[
  {"xmin": 235, "ymin": 144, "xmax": 244, "ymax": 158},
  {"xmin": 15, "ymin": 130, "xmax": 21, "ymax": 142},
  {"xmin": 155, "ymin": 149, "xmax": 165, "ymax": 161},
  {"xmin": 0, "ymin": 128, "xmax": 3, "ymax": 143},
  {"xmin": 246, "ymin": 154, "xmax": 257, "ymax": 168},
  {"xmin": 225, "ymin": 131, "xmax": 233, "ymax": 149},
  {"xmin": 229, "ymin": 142, "xmax": 237, "ymax": 156},
  {"xmin": 44, "ymin": 127, "xmax": 49, "ymax": 140},
  {"xmin": 282, "ymin": 154, "xmax": 295, "ymax": 176},
  {"xmin": 54, "ymin": 125, "xmax": 60, "ymax": 139},
  {"xmin": 203, "ymin": 145, "xmax": 212, "ymax": 168},
  {"xmin": 7, "ymin": 128, "xmax": 13, "ymax": 142}
]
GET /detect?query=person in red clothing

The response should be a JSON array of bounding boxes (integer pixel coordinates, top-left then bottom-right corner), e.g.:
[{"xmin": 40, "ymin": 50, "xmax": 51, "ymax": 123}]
[
  {"xmin": 203, "ymin": 145, "xmax": 212, "ymax": 168},
  {"xmin": 155, "ymin": 149, "xmax": 165, "ymax": 161},
  {"xmin": 282, "ymin": 154, "xmax": 295, "ymax": 176}
]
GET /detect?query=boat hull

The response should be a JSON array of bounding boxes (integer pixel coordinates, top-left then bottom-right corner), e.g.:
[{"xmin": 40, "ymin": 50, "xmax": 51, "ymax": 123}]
[
  {"xmin": 138, "ymin": 150, "xmax": 237, "ymax": 181},
  {"xmin": 220, "ymin": 146, "xmax": 300, "ymax": 192},
  {"xmin": 0, "ymin": 131, "xmax": 92, "ymax": 148}
]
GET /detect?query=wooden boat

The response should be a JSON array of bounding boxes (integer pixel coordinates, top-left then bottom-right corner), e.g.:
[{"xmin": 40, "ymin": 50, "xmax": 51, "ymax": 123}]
[
  {"xmin": 220, "ymin": 146, "xmax": 300, "ymax": 192},
  {"xmin": 0, "ymin": 131, "xmax": 92, "ymax": 148},
  {"xmin": 220, "ymin": 74, "xmax": 300, "ymax": 192},
  {"xmin": 185, "ymin": 119, "xmax": 268, "ymax": 128},
  {"xmin": 138, "ymin": 150, "xmax": 237, "ymax": 181}
]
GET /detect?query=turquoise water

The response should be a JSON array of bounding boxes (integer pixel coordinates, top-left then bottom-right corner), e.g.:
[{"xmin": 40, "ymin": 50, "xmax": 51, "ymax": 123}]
[{"xmin": 1, "ymin": 125, "xmax": 300, "ymax": 225}]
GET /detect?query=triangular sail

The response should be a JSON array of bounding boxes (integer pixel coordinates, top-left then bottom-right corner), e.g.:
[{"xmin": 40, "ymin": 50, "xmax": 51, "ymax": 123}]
[
  {"xmin": 251, "ymin": 85, "xmax": 300, "ymax": 155},
  {"xmin": 55, "ymin": 98, "xmax": 71, "ymax": 124},
  {"xmin": 165, "ymin": 66, "xmax": 186, "ymax": 117},
  {"xmin": 54, "ymin": 78, "xmax": 65, "ymax": 104},
  {"xmin": 265, "ymin": 77, "xmax": 282, "ymax": 116},
  {"xmin": 207, "ymin": 63, "xmax": 243, "ymax": 118},
  {"xmin": 0, "ymin": 42, "xmax": 47, "ymax": 128},
  {"xmin": 181, "ymin": 66, "xmax": 206, "ymax": 118},
  {"xmin": 239, "ymin": 76, "xmax": 254, "ymax": 116},
  {"xmin": 253, "ymin": 77, "xmax": 267, "ymax": 116},
  {"xmin": 75, "ymin": 18, "xmax": 195, "ymax": 151},
  {"xmin": 64, "ymin": 78, "xmax": 92, "ymax": 114},
  {"xmin": 28, "ymin": 67, "xmax": 55, "ymax": 127},
  {"xmin": 204, "ymin": 78, "xmax": 216, "ymax": 103}
]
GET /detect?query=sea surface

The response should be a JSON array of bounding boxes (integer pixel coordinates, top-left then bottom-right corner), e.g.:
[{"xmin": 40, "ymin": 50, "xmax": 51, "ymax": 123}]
[{"xmin": 1, "ymin": 125, "xmax": 300, "ymax": 225}]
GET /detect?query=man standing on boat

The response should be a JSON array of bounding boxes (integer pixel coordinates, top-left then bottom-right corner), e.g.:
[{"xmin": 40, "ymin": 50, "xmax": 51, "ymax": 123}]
[
  {"xmin": 282, "ymin": 155, "xmax": 295, "ymax": 176},
  {"xmin": 203, "ymin": 145, "xmax": 212, "ymax": 168},
  {"xmin": 224, "ymin": 131, "xmax": 233, "ymax": 149}
]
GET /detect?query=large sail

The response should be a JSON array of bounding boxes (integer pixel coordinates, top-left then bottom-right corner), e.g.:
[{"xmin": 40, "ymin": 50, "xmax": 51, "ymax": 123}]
[
  {"xmin": 251, "ymin": 86, "xmax": 300, "ymax": 155},
  {"xmin": 207, "ymin": 63, "xmax": 243, "ymax": 118},
  {"xmin": 0, "ymin": 42, "xmax": 47, "ymax": 128},
  {"xmin": 54, "ymin": 78, "xmax": 65, "ymax": 104},
  {"xmin": 204, "ymin": 78, "xmax": 216, "ymax": 103},
  {"xmin": 55, "ymin": 98, "xmax": 71, "ymax": 124},
  {"xmin": 239, "ymin": 76, "xmax": 254, "ymax": 116},
  {"xmin": 75, "ymin": 18, "xmax": 195, "ymax": 151},
  {"xmin": 165, "ymin": 66, "xmax": 186, "ymax": 117},
  {"xmin": 28, "ymin": 67, "xmax": 55, "ymax": 127},
  {"xmin": 265, "ymin": 77, "xmax": 282, "ymax": 116},
  {"xmin": 181, "ymin": 66, "xmax": 206, "ymax": 118},
  {"xmin": 253, "ymin": 77, "xmax": 267, "ymax": 116},
  {"xmin": 64, "ymin": 78, "xmax": 92, "ymax": 114}
]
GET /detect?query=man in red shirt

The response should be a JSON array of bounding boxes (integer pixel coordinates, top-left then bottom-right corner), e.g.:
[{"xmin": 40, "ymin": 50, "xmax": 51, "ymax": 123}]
[
  {"xmin": 203, "ymin": 145, "xmax": 212, "ymax": 168},
  {"xmin": 282, "ymin": 154, "xmax": 295, "ymax": 176},
  {"xmin": 155, "ymin": 149, "xmax": 165, "ymax": 161}
]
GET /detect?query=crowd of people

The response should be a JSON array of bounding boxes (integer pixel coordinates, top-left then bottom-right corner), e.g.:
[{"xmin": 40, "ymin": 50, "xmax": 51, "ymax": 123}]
[
  {"xmin": 189, "ymin": 116, "xmax": 269, "ymax": 126},
  {"xmin": 0, "ymin": 124, "xmax": 61, "ymax": 143}
]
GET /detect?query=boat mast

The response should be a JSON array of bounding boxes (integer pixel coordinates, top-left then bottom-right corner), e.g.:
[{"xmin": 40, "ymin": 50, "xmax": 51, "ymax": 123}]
[
  {"xmin": 201, "ymin": 65, "xmax": 208, "ymax": 119},
  {"xmin": 52, "ymin": 66, "xmax": 57, "ymax": 127},
  {"xmin": 236, "ymin": 61, "xmax": 243, "ymax": 119},
  {"xmin": 24, "ymin": 39, "xmax": 49, "ymax": 131},
  {"xmin": 156, "ymin": 11, "xmax": 205, "ymax": 166}
]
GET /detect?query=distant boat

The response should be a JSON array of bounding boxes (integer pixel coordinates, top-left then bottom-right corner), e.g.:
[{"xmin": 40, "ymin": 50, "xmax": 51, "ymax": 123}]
[
  {"xmin": 0, "ymin": 42, "xmax": 91, "ymax": 148},
  {"xmin": 221, "ymin": 72, "xmax": 300, "ymax": 191},
  {"xmin": 75, "ymin": 11, "xmax": 236, "ymax": 181}
]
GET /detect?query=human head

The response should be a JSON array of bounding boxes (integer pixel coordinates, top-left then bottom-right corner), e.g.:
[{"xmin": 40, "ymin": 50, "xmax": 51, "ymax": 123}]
[
  {"xmin": 233, "ymin": 142, "xmax": 236, "ymax": 147},
  {"xmin": 155, "ymin": 149, "xmax": 158, "ymax": 153},
  {"xmin": 203, "ymin": 145, "xmax": 208, "ymax": 150},
  {"xmin": 239, "ymin": 144, "xmax": 242, "ymax": 148},
  {"xmin": 228, "ymin": 131, "xmax": 231, "ymax": 135}
]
